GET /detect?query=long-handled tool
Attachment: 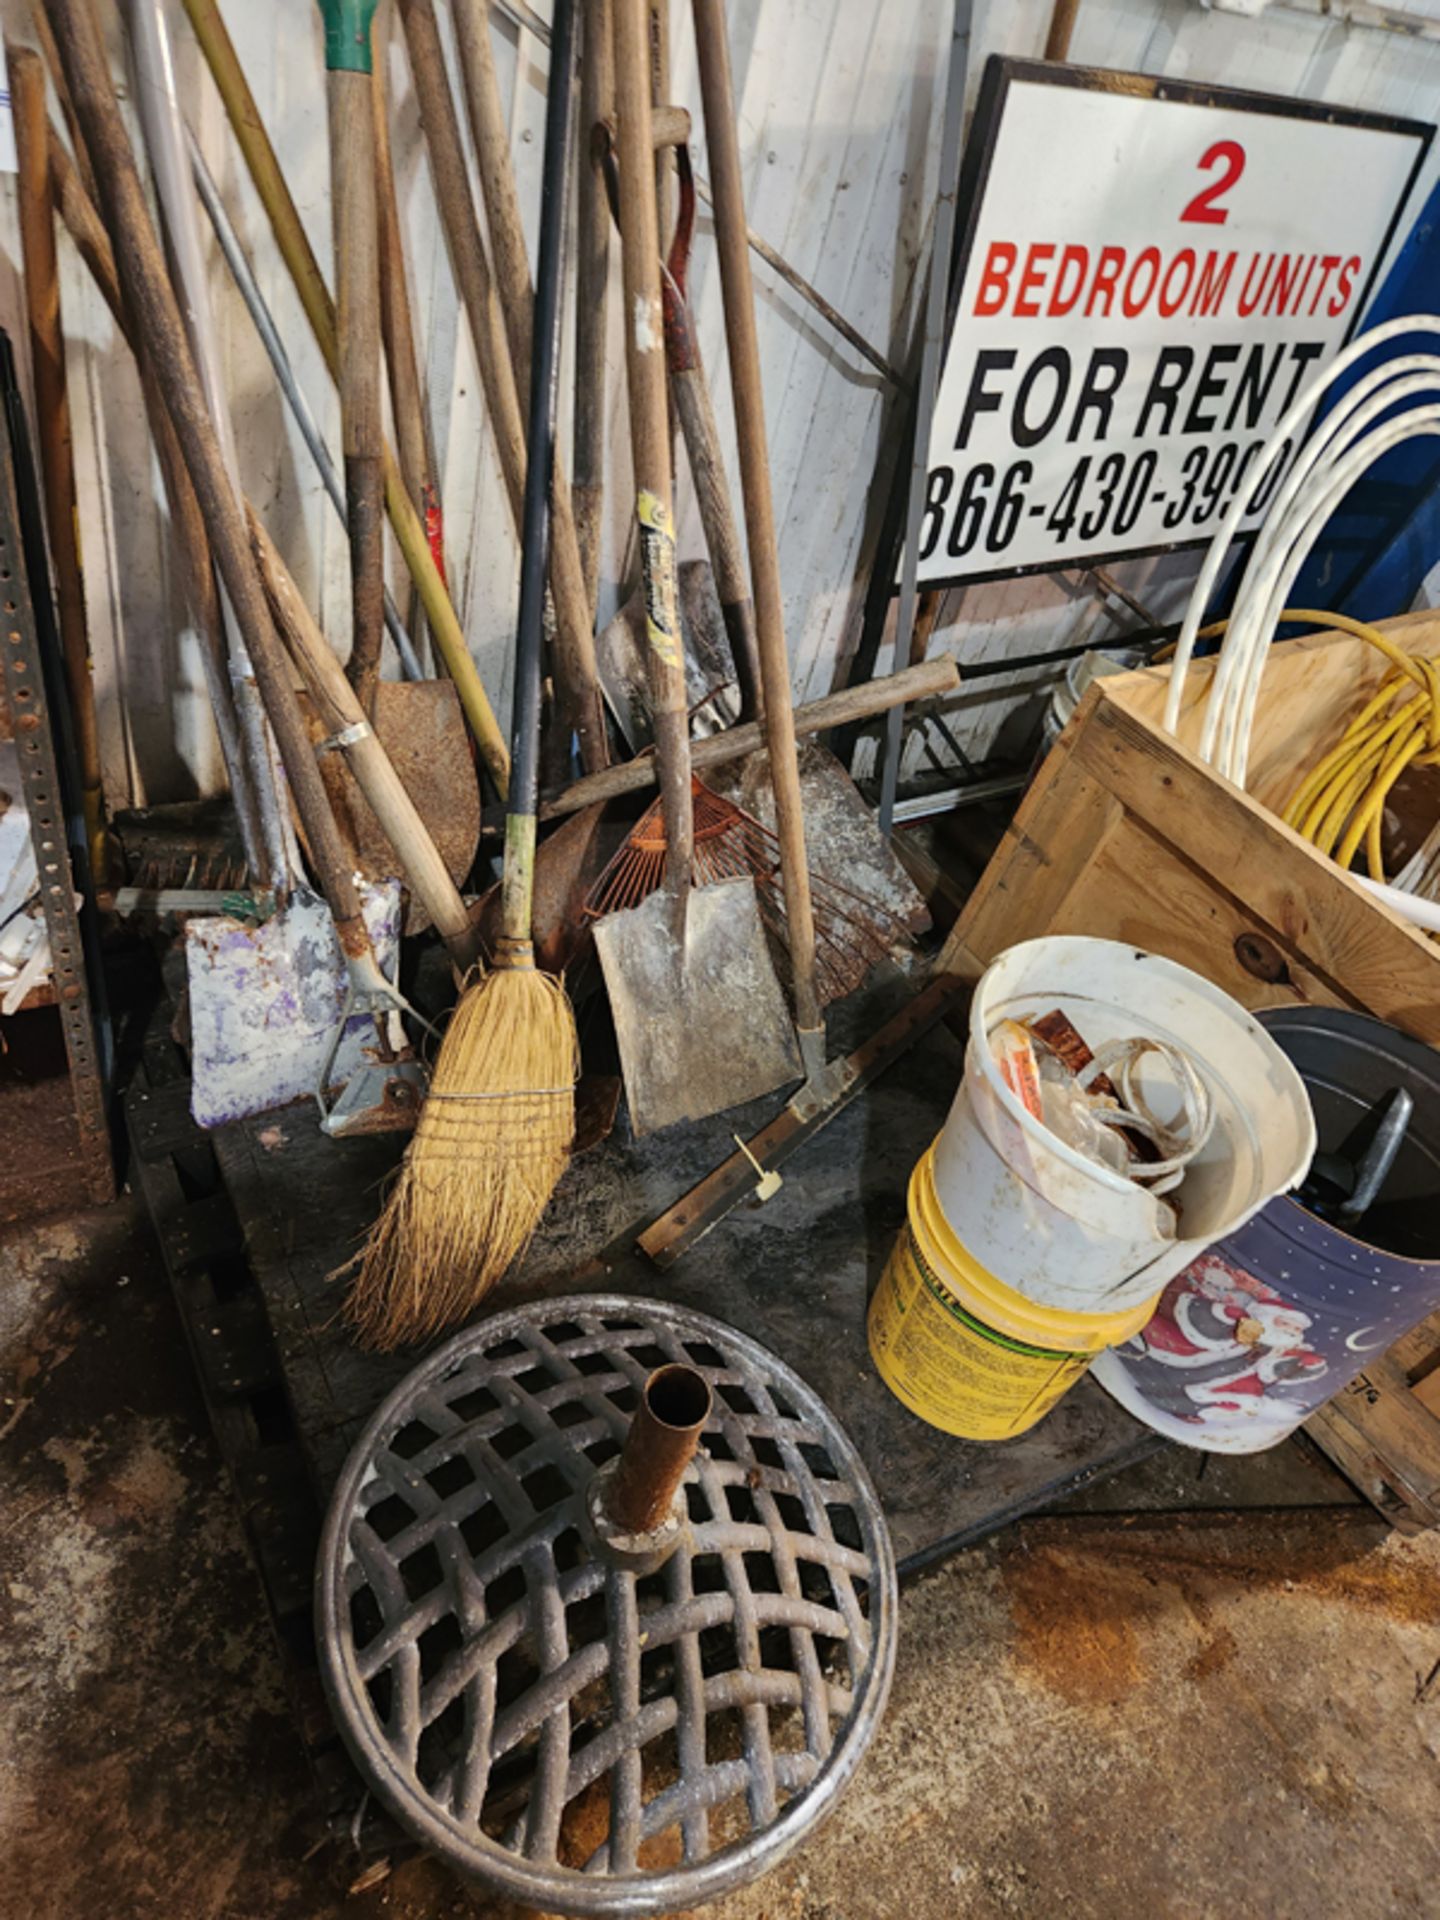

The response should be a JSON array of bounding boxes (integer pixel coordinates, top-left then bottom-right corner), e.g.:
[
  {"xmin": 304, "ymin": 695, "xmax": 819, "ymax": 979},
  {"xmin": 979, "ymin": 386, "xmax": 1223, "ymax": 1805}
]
[
  {"xmin": 176, "ymin": 0, "xmax": 509, "ymax": 793},
  {"xmin": 691, "ymin": 0, "xmax": 827, "ymax": 1088},
  {"xmin": 53, "ymin": 91, "xmax": 474, "ymax": 1016},
  {"xmin": 122, "ymin": 0, "xmax": 296, "ymax": 899},
  {"xmin": 10, "ymin": 45, "xmax": 107, "ymax": 877},
  {"xmin": 661, "ymin": 142, "xmax": 763, "ymax": 722},
  {"xmin": 351, "ymin": 0, "xmax": 583, "ymax": 1349},
  {"xmin": 593, "ymin": 117, "xmax": 922, "ymax": 1002},
  {"xmin": 371, "ymin": 14, "xmax": 445, "ymax": 597},
  {"xmin": 45, "ymin": 112, "xmax": 264, "ymax": 877},
  {"xmin": 53, "ymin": 0, "xmax": 420, "ymax": 1133},
  {"xmin": 188, "ymin": 132, "xmax": 421, "ymax": 679},
  {"xmin": 595, "ymin": 120, "xmax": 760, "ymax": 721},
  {"xmin": 247, "ymin": 509, "xmax": 477, "ymax": 969},
  {"xmin": 187, "ymin": 131, "xmax": 480, "ymax": 933},
  {"xmin": 592, "ymin": 0, "xmax": 797, "ymax": 1138},
  {"xmin": 402, "ymin": 0, "xmax": 608, "ymax": 775},
  {"xmin": 318, "ymin": 0, "xmax": 385, "ymax": 712}
]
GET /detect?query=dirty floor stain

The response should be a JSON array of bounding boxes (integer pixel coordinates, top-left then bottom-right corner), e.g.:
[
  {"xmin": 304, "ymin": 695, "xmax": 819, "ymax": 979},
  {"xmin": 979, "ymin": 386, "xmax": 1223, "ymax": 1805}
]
[{"xmin": 2, "ymin": 1202, "xmax": 1439, "ymax": 1919}]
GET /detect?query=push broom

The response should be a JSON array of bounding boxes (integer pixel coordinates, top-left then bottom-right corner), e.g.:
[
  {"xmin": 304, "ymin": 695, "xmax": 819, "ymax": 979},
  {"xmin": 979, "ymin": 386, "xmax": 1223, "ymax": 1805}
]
[{"xmin": 350, "ymin": 0, "xmax": 580, "ymax": 1347}]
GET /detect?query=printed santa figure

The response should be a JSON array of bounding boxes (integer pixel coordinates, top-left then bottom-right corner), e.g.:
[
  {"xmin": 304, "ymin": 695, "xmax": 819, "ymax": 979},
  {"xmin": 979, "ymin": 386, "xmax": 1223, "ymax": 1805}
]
[{"xmin": 1120, "ymin": 1252, "xmax": 1327, "ymax": 1430}]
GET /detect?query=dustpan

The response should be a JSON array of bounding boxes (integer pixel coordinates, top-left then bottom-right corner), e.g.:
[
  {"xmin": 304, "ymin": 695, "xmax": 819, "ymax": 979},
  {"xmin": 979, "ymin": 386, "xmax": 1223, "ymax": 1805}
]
[{"xmin": 185, "ymin": 882, "xmax": 408, "ymax": 1129}]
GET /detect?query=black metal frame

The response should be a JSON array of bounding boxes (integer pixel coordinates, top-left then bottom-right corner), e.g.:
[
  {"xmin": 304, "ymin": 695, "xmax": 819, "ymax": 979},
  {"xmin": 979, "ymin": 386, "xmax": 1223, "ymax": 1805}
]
[{"xmin": 0, "ymin": 329, "xmax": 113, "ymax": 1204}]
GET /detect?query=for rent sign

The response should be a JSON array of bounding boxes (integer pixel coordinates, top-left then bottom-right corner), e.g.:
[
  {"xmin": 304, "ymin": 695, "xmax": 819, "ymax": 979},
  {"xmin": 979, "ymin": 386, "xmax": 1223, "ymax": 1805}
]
[{"xmin": 910, "ymin": 61, "xmax": 1430, "ymax": 586}]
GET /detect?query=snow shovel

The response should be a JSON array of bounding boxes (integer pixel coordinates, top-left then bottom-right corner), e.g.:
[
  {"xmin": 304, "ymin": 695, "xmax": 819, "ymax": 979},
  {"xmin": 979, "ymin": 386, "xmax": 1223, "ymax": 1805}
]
[{"xmin": 593, "ymin": 0, "xmax": 798, "ymax": 1137}]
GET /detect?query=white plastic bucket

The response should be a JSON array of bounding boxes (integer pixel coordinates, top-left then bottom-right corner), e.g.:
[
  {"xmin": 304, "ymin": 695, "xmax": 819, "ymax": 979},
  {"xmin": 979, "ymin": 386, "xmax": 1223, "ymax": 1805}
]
[
  {"xmin": 1040, "ymin": 648, "xmax": 1146, "ymax": 753},
  {"xmin": 932, "ymin": 937, "xmax": 1316, "ymax": 1312}
]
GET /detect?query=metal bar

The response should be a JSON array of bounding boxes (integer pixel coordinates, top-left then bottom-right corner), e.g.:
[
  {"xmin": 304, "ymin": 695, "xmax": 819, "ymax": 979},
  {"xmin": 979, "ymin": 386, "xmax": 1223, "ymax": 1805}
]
[
  {"xmin": 636, "ymin": 973, "xmax": 967, "ymax": 1267},
  {"xmin": 887, "ymin": 774, "xmax": 1026, "ymax": 822},
  {"xmin": 603, "ymin": 1365, "xmax": 711, "ymax": 1534},
  {"xmin": 877, "ymin": 0, "xmax": 974, "ymax": 839},
  {"xmin": 0, "ymin": 343, "xmax": 114, "ymax": 1205}
]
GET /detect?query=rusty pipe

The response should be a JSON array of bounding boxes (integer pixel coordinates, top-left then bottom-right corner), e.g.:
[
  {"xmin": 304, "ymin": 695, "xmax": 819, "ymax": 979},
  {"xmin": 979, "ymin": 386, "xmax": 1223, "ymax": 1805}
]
[{"xmin": 605, "ymin": 1365, "xmax": 711, "ymax": 1535}]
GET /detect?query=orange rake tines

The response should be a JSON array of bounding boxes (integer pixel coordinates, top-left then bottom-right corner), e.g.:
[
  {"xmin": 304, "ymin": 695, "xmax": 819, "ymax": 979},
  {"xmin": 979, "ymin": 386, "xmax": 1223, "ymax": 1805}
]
[{"xmin": 584, "ymin": 776, "xmax": 909, "ymax": 1007}]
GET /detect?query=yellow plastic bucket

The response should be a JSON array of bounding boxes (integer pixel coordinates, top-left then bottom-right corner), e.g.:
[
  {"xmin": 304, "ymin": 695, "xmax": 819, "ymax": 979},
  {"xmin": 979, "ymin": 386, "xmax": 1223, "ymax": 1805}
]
[{"xmin": 868, "ymin": 1145, "xmax": 1159, "ymax": 1440}]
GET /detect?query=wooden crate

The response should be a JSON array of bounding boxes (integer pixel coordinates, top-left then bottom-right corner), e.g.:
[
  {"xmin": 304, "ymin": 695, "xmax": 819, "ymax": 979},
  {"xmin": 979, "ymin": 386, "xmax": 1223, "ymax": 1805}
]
[{"xmin": 935, "ymin": 615, "xmax": 1440, "ymax": 1524}]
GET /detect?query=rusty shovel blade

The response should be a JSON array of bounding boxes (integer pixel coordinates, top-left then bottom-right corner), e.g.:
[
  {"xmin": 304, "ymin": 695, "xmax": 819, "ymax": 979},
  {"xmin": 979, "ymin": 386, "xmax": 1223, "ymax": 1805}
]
[{"xmin": 594, "ymin": 874, "xmax": 800, "ymax": 1136}]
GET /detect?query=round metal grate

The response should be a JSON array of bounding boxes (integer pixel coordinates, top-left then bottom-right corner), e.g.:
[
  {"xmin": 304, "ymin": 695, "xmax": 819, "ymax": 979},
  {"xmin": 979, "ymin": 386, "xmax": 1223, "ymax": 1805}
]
[{"xmin": 318, "ymin": 1295, "xmax": 897, "ymax": 1915}]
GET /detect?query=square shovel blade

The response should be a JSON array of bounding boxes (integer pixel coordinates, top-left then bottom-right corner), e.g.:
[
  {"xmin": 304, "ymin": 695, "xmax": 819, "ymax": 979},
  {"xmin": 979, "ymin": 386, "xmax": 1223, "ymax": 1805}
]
[{"xmin": 594, "ymin": 874, "xmax": 801, "ymax": 1137}]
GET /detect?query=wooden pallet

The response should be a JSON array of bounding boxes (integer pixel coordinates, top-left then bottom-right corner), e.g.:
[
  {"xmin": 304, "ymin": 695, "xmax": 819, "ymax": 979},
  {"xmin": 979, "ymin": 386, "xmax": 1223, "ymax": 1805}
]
[
  {"xmin": 1306, "ymin": 1307, "xmax": 1440, "ymax": 1534},
  {"xmin": 934, "ymin": 615, "xmax": 1440, "ymax": 1528}
]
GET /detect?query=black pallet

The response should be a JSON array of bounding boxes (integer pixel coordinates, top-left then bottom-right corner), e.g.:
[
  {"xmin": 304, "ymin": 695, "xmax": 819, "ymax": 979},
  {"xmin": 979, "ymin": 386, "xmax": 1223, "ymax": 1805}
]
[
  {"xmin": 125, "ymin": 1038, "xmax": 355, "ymax": 1819},
  {"xmin": 132, "ymin": 1001, "xmax": 1166, "ymax": 1853}
]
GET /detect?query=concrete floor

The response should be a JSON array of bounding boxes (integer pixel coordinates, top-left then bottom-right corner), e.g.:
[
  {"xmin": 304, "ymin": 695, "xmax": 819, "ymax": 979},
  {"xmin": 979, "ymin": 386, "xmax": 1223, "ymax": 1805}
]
[{"xmin": 3, "ymin": 1199, "xmax": 1440, "ymax": 1920}]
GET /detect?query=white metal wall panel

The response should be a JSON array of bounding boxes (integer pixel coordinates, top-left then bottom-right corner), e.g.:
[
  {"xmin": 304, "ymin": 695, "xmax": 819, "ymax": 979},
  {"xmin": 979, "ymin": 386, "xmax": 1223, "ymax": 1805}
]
[{"xmin": 3, "ymin": 0, "xmax": 1439, "ymax": 807}]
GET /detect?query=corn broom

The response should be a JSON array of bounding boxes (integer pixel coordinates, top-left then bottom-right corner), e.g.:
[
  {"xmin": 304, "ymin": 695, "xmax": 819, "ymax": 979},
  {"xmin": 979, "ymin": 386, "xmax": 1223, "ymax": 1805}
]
[{"xmin": 347, "ymin": 0, "xmax": 580, "ymax": 1347}]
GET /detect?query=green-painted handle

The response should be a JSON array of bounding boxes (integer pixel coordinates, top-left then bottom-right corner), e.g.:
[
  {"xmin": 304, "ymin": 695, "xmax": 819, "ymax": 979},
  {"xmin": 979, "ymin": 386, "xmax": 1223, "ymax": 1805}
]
[{"xmin": 317, "ymin": 0, "xmax": 378, "ymax": 72}]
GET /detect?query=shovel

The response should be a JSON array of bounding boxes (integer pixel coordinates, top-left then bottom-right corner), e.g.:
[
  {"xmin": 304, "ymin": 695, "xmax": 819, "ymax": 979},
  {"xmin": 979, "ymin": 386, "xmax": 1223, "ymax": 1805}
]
[{"xmin": 593, "ymin": 0, "xmax": 798, "ymax": 1138}]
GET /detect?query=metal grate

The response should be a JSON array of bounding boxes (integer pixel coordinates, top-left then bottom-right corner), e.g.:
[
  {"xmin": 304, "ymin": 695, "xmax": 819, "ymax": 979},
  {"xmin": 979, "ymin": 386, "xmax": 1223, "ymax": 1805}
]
[{"xmin": 317, "ymin": 1295, "xmax": 896, "ymax": 1916}]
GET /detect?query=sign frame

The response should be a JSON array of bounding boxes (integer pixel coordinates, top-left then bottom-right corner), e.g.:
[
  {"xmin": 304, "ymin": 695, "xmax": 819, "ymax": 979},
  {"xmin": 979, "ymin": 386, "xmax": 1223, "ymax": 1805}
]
[{"xmin": 910, "ymin": 55, "xmax": 1434, "ymax": 593}]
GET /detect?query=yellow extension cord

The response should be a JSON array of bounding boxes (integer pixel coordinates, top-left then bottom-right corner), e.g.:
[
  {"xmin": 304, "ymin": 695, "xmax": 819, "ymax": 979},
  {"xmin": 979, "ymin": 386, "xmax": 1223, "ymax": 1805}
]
[{"xmin": 1273, "ymin": 610, "xmax": 1440, "ymax": 884}]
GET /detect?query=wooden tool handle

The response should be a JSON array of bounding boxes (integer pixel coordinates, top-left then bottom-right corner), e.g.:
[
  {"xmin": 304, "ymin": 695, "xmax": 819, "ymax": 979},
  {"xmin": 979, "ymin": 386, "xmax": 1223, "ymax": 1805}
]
[
  {"xmin": 11, "ymin": 45, "xmax": 105, "ymax": 859},
  {"xmin": 543, "ymin": 654, "xmax": 961, "ymax": 818},
  {"xmin": 453, "ymin": 0, "xmax": 534, "ymax": 398},
  {"xmin": 613, "ymin": 0, "xmax": 691, "ymax": 901},
  {"xmin": 180, "ymin": 0, "xmax": 507, "ymax": 789},
  {"xmin": 664, "ymin": 271, "xmax": 762, "ymax": 722},
  {"xmin": 47, "ymin": 125, "xmax": 264, "ymax": 868},
  {"xmin": 692, "ymin": 0, "xmax": 820, "ymax": 1038},
  {"xmin": 249, "ymin": 507, "xmax": 478, "ymax": 970},
  {"xmin": 371, "ymin": 39, "xmax": 437, "ymax": 556},
  {"xmin": 50, "ymin": 0, "xmax": 367, "ymax": 952},
  {"xmin": 328, "ymin": 64, "xmax": 385, "ymax": 709}
]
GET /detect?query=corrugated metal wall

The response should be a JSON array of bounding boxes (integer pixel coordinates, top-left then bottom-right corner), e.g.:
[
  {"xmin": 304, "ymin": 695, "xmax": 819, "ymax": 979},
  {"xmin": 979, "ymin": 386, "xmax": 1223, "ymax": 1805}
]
[{"xmin": 8, "ymin": 0, "xmax": 1440, "ymax": 809}]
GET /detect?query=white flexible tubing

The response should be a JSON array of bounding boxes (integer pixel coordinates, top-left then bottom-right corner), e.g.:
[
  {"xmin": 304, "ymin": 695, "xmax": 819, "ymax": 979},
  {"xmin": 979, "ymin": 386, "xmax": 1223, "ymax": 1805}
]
[
  {"xmin": 1163, "ymin": 315, "xmax": 1440, "ymax": 736},
  {"xmin": 1224, "ymin": 417, "xmax": 1440, "ymax": 783},
  {"xmin": 1212, "ymin": 407, "xmax": 1440, "ymax": 779},
  {"xmin": 1353, "ymin": 872, "xmax": 1440, "ymax": 933},
  {"xmin": 1211, "ymin": 364, "xmax": 1440, "ymax": 770},
  {"xmin": 1176, "ymin": 329, "xmax": 1440, "ymax": 743},
  {"xmin": 1223, "ymin": 414, "xmax": 1440, "ymax": 783},
  {"xmin": 1201, "ymin": 360, "xmax": 1440, "ymax": 767},
  {"xmin": 1233, "ymin": 417, "xmax": 1440, "ymax": 783}
]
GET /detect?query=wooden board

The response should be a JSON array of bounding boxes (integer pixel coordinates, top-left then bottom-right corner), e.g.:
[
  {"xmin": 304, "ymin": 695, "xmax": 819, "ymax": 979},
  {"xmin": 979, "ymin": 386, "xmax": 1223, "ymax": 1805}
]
[
  {"xmin": 935, "ymin": 617, "xmax": 1440, "ymax": 1527},
  {"xmin": 1305, "ymin": 1305, "xmax": 1440, "ymax": 1534}
]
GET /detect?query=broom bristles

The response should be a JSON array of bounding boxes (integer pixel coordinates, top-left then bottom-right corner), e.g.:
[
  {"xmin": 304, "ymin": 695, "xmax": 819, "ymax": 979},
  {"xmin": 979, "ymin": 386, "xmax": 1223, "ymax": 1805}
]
[{"xmin": 345, "ymin": 965, "xmax": 577, "ymax": 1349}]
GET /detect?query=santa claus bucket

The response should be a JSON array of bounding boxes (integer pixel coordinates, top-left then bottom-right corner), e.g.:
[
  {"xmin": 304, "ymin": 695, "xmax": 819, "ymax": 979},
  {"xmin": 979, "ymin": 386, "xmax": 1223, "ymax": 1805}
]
[
  {"xmin": 933, "ymin": 938, "xmax": 1315, "ymax": 1313},
  {"xmin": 1092, "ymin": 1009, "xmax": 1440, "ymax": 1453}
]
